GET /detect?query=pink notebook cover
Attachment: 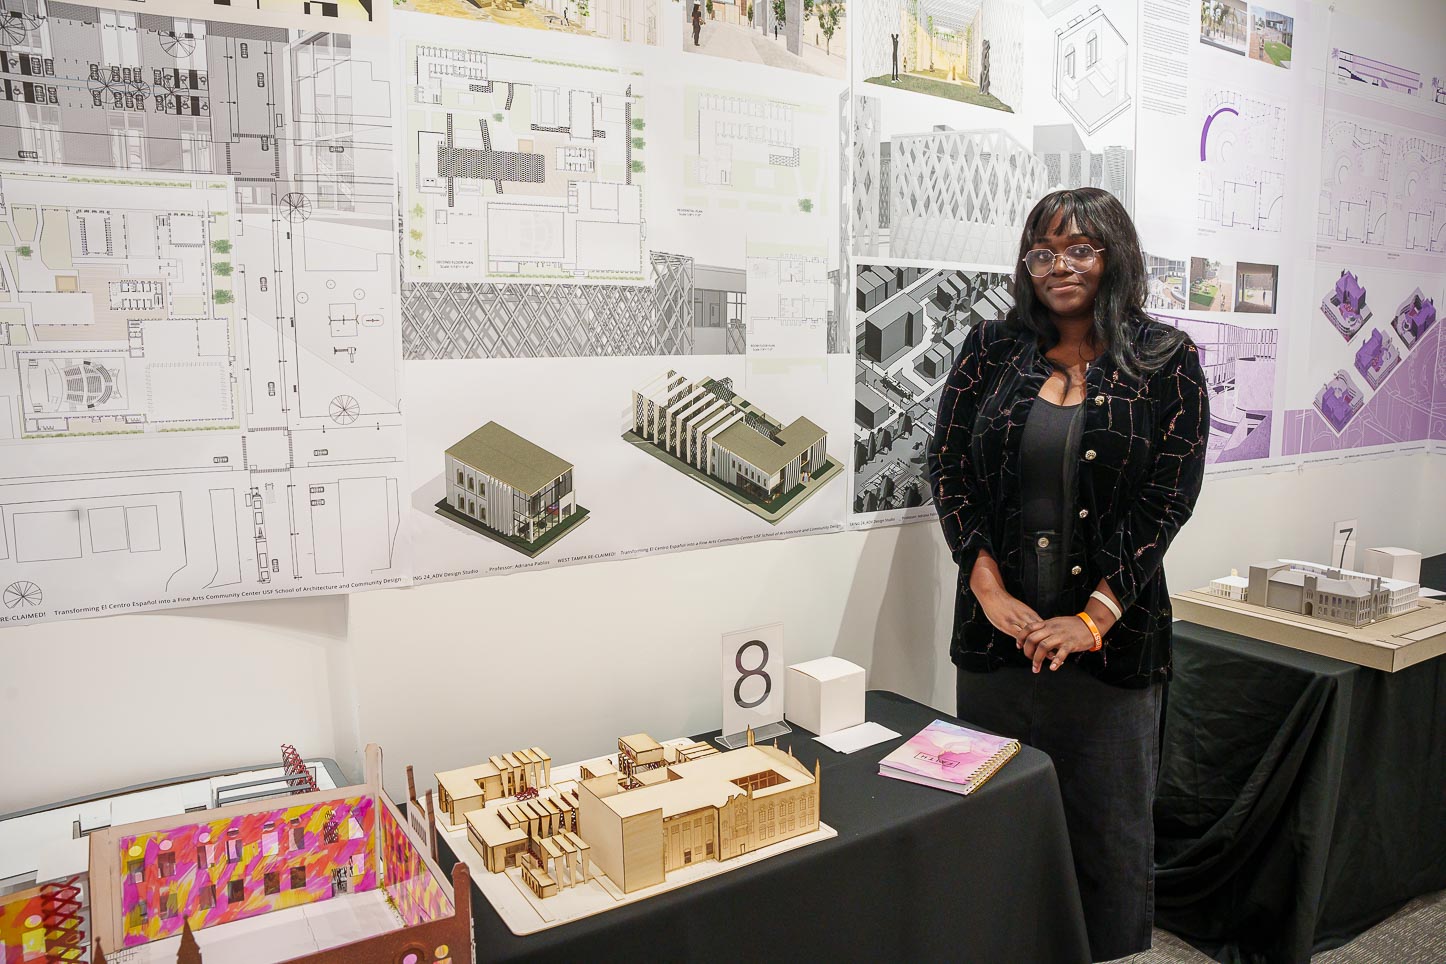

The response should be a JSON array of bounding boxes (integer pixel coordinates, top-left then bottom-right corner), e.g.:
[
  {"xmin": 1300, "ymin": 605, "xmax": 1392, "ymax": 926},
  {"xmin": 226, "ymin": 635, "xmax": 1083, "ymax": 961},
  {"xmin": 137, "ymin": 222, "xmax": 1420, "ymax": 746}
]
[{"xmin": 878, "ymin": 719, "xmax": 1019, "ymax": 791}]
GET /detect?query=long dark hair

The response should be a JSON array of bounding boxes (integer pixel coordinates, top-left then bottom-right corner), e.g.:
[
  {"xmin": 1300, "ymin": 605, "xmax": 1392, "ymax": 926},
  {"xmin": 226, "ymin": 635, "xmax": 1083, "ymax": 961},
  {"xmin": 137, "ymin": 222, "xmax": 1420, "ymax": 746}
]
[{"xmin": 1006, "ymin": 188, "xmax": 1188, "ymax": 387}]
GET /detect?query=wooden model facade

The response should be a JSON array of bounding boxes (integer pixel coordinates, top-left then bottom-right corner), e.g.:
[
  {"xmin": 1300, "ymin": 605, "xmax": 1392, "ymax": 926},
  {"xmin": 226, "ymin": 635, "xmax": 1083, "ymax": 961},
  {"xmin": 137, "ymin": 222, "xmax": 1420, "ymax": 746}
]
[{"xmin": 86, "ymin": 746, "xmax": 473, "ymax": 964}]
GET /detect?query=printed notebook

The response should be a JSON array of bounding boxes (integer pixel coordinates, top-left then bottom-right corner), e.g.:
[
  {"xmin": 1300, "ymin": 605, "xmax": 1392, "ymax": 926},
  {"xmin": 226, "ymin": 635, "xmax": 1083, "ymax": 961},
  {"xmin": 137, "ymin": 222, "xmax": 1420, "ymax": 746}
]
[{"xmin": 878, "ymin": 719, "xmax": 1020, "ymax": 796}]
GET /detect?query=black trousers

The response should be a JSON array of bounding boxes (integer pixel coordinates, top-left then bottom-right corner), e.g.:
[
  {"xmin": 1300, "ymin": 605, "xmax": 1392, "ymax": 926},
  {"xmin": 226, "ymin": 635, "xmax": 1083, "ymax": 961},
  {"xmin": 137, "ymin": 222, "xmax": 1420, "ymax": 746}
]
[{"xmin": 956, "ymin": 529, "xmax": 1163, "ymax": 962}]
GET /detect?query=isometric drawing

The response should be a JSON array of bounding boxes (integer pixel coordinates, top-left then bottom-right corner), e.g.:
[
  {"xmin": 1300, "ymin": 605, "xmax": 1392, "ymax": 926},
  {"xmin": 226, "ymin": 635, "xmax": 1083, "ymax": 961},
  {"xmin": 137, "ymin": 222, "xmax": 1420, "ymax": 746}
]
[
  {"xmin": 851, "ymin": 96, "xmax": 1134, "ymax": 264},
  {"xmin": 859, "ymin": 0, "xmax": 1025, "ymax": 112},
  {"xmin": 1233, "ymin": 261, "xmax": 1278, "ymax": 313},
  {"xmin": 1354, "ymin": 328, "xmax": 1403, "ymax": 389},
  {"xmin": 1189, "ymin": 257, "xmax": 1235, "ymax": 311},
  {"xmin": 0, "ymin": 9, "xmax": 407, "ymax": 624},
  {"xmin": 434, "ymin": 728, "xmax": 831, "ymax": 933},
  {"xmin": 682, "ymin": 0, "xmax": 847, "ymax": 80},
  {"xmin": 684, "ymin": 87, "xmax": 828, "ymax": 220},
  {"xmin": 854, "ymin": 264, "xmax": 1014, "ymax": 512},
  {"xmin": 1199, "ymin": 0, "xmax": 1247, "ymax": 56},
  {"xmin": 1248, "ymin": 7, "xmax": 1292, "ymax": 68},
  {"xmin": 1145, "ymin": 252, "xmax": 1188, "ymax": 310},
  {"xmin": 1318, "ymin": 113, "xmax": 1446, "ymax": 255},
  {"xmin": 1320, "ymin": 269, "xmax": 1373, "ymax": 341},
  {"xmin": 398, "ymin": 0, "xmax": 658, "ymax": 45},
  {"xmin": 1314, "ymin": 369, "xmax": 1366, "ymax": 433},
  {"xmin": 1230, "ymin": 559, "xmax": 1420, "ymax": 626},
  {"xmin": 1198, "ymin": 89, "xmax": 1288, "ymax": 232},
  {"xmin": 624, "ymin": 371, "xmax": 840, "ymax": 524},
  {"xmin": 1052, "ymin": 6, "xmax": 1131, "ymax": 135},
  {"xmin": 84, "ymin": 746, "xmax": 472, "ymax": 964},
  {"xmin": 746, "ymin": 246, "xmax": 832, "ymax": 356},
  {"xmin": 1391, "ymin": 288, "xmax": 1438, "ymax": 347},
  {"xmin": 435, "ymin": 422, "xmax": 589, "ymax": 558},
  {"xmin": 402, "ymin": 253, "xmax": 746, "ymax": 359},
  {"xmin": 405, "ymin": 41, "xmax": 646, "ymax": 284},
  {"xmin": 1151, "ymin": 314, "xmax": 1277, "ymax": 464}
]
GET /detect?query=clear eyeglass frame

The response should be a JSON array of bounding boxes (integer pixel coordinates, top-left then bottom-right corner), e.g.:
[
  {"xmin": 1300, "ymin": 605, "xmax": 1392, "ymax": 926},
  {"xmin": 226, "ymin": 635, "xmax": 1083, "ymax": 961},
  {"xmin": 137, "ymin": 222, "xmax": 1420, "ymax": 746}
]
[{"xmin": 1022, "ymin": 244, "xmax": 1106, "ymax": 278}]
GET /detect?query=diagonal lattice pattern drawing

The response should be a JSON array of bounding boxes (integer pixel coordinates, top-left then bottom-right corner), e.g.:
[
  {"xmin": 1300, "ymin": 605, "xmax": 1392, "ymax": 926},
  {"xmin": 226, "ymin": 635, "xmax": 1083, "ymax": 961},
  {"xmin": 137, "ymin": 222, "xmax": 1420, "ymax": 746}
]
[{"xmin": 403, "ymin": 252, "xmax": 748, "ymax": 359}]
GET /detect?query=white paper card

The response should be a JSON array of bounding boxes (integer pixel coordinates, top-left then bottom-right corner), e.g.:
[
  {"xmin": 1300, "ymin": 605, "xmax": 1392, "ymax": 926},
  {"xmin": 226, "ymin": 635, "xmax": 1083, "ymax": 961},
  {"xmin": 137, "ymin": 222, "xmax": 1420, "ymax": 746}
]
[
  {"xmin": 814, "ymin": 722, "xmax": 901, "ymax": 755},
  {"xmin": 1420, "ymin": 587, "xmax": 1445, "ymax": 598}
]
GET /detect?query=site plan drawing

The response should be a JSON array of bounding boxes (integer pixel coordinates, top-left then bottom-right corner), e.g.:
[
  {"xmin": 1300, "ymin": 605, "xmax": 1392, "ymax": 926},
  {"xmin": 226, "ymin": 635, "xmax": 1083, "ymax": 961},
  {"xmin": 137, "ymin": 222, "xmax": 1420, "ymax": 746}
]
[
  {"xmin": 404, "ymin": 38, "xmax": 647, "ymax": 285},
  {"xmin": 0, "ymin": 6, "xmax": 407, "ymax": 624}
]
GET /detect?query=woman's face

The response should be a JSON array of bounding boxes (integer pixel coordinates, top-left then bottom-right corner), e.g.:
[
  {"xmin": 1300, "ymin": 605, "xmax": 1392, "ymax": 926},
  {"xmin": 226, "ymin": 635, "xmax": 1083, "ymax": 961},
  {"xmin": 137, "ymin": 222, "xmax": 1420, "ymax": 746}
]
[{"xmin": 1027, "ymin": 212, "xmax": 1105, "ymax": 322}]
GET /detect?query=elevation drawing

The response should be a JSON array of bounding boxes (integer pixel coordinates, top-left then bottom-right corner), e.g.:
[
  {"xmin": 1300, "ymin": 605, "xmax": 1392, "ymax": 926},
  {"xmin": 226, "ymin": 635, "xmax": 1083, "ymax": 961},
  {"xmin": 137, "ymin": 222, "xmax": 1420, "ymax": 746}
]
[
  {"xmin": 625, "ymin": 371, "xmax": 841, "ymax": 524},
  {"xmin": 0, "ymin": 10, "xmax": 407, "ymax": 624},
  {"xmin": 853, "ymin": 264, "xmax": 1014, "ymax": 513},
  {"xmin": 405, "ymin": 41, "xmax": 646, "ymax": 284},
  {"xmin": 401, "ymin": 253, "xmax": 746, "ymax": 359}
]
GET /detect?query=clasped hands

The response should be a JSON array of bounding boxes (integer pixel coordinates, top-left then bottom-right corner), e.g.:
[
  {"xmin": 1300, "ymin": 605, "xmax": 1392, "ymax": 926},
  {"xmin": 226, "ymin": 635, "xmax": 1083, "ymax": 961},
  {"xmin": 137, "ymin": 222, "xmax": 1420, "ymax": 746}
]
[{"xmin": 980, "ymin": 593, "xmax": 1098, "ymax": 673}]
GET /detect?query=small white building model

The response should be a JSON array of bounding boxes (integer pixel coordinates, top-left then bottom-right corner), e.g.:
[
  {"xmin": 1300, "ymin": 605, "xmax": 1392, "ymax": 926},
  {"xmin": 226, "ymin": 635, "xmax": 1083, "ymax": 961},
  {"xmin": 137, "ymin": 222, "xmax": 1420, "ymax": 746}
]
[
  {"xmin": 1361, "ymin": 547, "xmax": 1422, "ymax": 585},
  {"xmin": 1209, "ymin": 569, "xmax": 1250, "ymax": 601},
  {"xmin": 1244, "ymin": 559, "xmax": 1420, "ymax": 628}
]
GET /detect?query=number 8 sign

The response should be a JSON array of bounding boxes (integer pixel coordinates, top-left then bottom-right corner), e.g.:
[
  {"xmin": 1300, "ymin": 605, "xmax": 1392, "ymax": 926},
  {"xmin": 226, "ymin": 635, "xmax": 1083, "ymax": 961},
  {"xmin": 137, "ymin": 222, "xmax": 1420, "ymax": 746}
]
[{"xmin": 721, "ymin": 622, "xmax": 785, "ymax": 743}]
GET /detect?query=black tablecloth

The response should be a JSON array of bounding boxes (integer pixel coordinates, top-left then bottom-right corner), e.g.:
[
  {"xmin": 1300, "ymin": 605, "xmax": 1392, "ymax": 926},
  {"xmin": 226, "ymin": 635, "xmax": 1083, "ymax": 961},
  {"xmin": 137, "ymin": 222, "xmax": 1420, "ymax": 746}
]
[
  {"xmin": 1154, "ymin": 622, "xmax": 1446, "ymax": 964},
  {"xmin": 1420, "ymin": 551, "xmax": 1445, "ymax": 591},
  {"xmin": 443, "ymin": 690, "xmax": 1089, "ymax": 963}
]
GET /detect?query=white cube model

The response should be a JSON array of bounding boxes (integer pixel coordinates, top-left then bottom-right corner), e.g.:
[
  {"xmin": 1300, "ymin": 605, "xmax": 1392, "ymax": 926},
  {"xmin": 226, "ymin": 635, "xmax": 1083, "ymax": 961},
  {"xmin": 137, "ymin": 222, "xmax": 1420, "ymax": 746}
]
[
  {"xmin": 1361, "ymin": 547, "xmax": 1422, "ymax": 584},
  {"xmin": 786, "ymin": 657, "xmax": 866, "ymax": 736}
]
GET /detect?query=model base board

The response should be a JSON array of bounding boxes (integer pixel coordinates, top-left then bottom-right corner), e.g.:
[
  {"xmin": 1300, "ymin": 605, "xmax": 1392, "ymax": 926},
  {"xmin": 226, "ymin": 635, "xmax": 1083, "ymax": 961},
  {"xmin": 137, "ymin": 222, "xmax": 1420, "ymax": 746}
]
[
  {"xmin": 440, "ymin": 740, "xmax": 837, "ymax": 935},
  {"xmin": 1172, "ymin": 590, "xmax": 1446, "ymax": 671}
]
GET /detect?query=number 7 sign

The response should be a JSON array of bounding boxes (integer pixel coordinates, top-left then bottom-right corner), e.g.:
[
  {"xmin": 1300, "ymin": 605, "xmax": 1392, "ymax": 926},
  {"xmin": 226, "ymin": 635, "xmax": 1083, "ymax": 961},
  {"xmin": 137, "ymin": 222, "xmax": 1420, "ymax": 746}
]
[{"xmin": 719, "ymin": 622, "xmax": 789, "ymax": 749}]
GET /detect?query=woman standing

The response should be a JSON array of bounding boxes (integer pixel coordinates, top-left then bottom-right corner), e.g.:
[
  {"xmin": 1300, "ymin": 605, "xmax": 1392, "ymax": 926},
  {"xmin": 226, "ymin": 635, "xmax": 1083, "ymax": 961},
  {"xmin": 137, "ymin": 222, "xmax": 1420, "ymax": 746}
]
[{"xmin": 926, "ymin": 188, "xmax": 1209, "ymax": 961}]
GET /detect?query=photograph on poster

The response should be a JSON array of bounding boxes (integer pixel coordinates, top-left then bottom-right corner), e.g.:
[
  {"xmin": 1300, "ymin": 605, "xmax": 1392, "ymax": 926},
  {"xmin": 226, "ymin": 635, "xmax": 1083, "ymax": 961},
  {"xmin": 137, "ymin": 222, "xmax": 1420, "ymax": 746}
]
[
  {"xmin": 852, "ymin": 262, "xmax": 1013, "ymax": 516},
  {"xmin": 1248, "ymin": 6, "xmax": 1294, "ymax": 68},
  {"xmin": 1145, "ymin": 251, "xmax": 1188, "ymax": 310},
  {"xmin": 1233, "ymin": 261, "xmax": 1279, "ymax": 313},
  {"xmin": 1200, "ymin": 0, "xmax": 1248, "ymax": 57},
  {"xmin": 1189, "ymin": 257, "xmax": 1235, "ymax": 312},
  {"xmin": 682, "ymin": 0, "xmax": 846, "ymax": 79},
  {"xmin": 398, "ymin": 0, "xmax": 659, "ymax": 44}
]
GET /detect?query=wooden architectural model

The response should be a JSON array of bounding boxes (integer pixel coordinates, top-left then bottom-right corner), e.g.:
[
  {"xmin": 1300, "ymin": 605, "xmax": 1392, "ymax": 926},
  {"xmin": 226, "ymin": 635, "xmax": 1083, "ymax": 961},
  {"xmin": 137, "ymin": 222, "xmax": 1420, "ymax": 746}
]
[
  {"xmin": 435, "ymin": 748, "xmax": 552, "ymax": 826},
  {"xmin": 84, "ymin": 746, "xmax": 472, "ymax": 964},
  {"xmin": 439, "ymin": 727, "xmax": 822, "ymax": 907}
]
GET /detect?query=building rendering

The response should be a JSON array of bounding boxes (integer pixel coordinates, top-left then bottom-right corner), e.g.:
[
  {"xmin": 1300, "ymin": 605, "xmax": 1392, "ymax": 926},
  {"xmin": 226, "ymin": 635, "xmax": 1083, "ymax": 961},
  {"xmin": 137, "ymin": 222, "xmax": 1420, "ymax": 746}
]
[
  {"xmin": 627, "ymin": 371, "xmax": 838, "ymax": 523},
  {"xmin": 439, "ymin": 422, "xmax": 588, "ymax": 556},
  {"xmin": 1321, "ymin": 269, "xmax": 1371, "ymax": 339},
  {"xmin": 1032, "ymin": 124, "xmax": 1134, "ymax": 212},
  {"xmin": 864, "ymin": 294, "xmax": 924, "ymax": 365},
  {"xmin": 1245, "ymin": 559, "xmax": 1419, "ymax": 627}
]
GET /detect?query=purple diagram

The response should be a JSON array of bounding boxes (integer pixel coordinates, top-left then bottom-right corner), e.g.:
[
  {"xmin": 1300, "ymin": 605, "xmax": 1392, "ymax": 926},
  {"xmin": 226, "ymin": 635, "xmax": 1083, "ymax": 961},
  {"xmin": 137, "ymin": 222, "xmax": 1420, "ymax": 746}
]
[
  {"xmin": 1391, "ymin": 288, "xmax": 1437, "ymax": 347},
  {"xmin": 1151, "ymin": 313, "xmax": 1276, "ymax": 463},
  {"xmin": 1320, "ymin": 269, "xmax": 1371, "ymax": 341},
  {"xmin": 1314, "ymin": 369, "xmax": 1365, "ymax": 433},
  {"xmin": 1353, "ymin": 328, "xmax": 1402, "ymax": 389}
]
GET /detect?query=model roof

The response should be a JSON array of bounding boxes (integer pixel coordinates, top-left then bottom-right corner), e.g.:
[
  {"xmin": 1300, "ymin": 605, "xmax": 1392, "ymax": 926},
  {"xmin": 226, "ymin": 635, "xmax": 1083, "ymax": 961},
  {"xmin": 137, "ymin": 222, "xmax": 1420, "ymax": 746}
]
[
  {"xmin": 446, "ymin": 422, "xmax": 572, "ymax": 496},
  {"xmin": 435, "ymin": 762, "xmax": 499, "ymax": 801},
  {"xmin": 619, "ymin": 733, "xmax": 662, "ymax": 754},
  {"xmin": 596, "ymin": 744, "xmax": 814, "ymax": 820},
  {"xmin": 715, "ymin": 417, "xmax": 827, "ymax": 477}
]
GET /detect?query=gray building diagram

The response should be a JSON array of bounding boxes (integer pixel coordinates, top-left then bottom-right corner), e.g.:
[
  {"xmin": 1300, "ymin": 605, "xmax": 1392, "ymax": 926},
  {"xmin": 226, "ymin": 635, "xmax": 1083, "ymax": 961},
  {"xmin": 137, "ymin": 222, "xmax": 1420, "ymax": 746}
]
[{"xmin": 853, "ymin": 264, "xmax": 1013, "ymax": 514}]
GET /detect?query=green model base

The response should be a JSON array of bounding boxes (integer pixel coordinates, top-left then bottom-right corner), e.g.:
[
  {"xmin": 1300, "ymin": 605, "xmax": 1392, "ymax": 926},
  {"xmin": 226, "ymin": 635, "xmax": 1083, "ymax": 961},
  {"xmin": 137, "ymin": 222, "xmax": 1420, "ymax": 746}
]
[
  {"xmin": 434, "ymin": 499, "xmax": 591, "ymax": 558},
  {"xmin": 623, "ymin": 431, "xmax": 843, "ymax": 525}
]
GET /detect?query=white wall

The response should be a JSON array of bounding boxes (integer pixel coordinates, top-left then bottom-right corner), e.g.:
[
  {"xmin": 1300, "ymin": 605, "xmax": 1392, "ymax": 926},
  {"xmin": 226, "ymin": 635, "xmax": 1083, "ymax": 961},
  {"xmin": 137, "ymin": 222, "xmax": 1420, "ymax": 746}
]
[{"xmin": 2, "ymin": 0, "xmax": 1444, "ymax": 815}]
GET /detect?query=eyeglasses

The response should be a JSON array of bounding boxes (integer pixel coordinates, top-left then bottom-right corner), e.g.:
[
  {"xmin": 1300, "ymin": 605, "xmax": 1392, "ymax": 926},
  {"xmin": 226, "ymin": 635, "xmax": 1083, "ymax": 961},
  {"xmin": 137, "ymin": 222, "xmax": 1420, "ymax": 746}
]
[{"xmin": 1022, "ymin": 244, "xmax": 1105, "ymax": 278}]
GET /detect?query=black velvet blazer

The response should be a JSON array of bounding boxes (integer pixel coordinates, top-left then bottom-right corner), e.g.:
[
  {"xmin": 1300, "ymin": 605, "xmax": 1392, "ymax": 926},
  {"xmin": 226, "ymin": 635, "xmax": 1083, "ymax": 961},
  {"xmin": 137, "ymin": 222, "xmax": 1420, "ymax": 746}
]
[{"xmin": 926, "ymin": 316, "xmax": 1210, "ymax": 688}]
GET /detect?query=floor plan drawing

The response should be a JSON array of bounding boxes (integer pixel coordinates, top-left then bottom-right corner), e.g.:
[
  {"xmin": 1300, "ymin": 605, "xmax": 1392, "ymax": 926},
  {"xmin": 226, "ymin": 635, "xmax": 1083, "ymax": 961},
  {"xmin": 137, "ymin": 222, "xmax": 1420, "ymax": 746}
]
[
  {"xmin": 0, "ymin": 7, "xmax": 408, "ymax": 624},
  {"xmin": 1317, "ymin": 112, "xmax": 1446, "ymax": 255},
  {"xmin": 1197, "ymin": 89, "xmax": 1288, "ymax": 232},
  {"xmin": 404, "ymin": 40, "xmax": 646, "ymax": 285},
  {"xmin": 401, "ymin": 252, "xmax": 746, "ymax": 359},
  {"xmin": 852, "ymin": 263, "xmax": 1013, "ymax": 517},
  {"xmin": 684, "ymin": 87, "xmax": 828, "ymax": 221},
  {"xmin": 745, "ymin": 245, "xmax": 830, "ymax": 356}
]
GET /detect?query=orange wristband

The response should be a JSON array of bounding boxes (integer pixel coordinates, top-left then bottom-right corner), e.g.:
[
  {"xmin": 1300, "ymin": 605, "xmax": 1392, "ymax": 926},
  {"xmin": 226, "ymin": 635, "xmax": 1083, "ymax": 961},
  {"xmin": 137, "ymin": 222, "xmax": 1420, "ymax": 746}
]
[{"xmin": 1076, "ymin": 612, "xmax": 1102, "ymax": 651}]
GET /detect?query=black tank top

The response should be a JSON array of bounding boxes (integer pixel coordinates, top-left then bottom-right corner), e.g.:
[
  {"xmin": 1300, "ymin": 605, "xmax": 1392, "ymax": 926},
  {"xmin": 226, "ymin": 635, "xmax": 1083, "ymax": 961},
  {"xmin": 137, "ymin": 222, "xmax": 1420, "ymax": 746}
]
[{"xmin": 1020, "ymin": 397, "xmax": 1083, "ymax": 534}]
